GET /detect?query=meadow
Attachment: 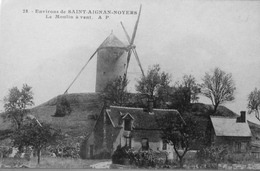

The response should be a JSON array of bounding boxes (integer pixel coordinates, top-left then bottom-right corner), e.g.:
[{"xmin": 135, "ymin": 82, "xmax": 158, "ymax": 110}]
[{"xmin": 0, "ymin": 156, "xmax": 110, "ymax": 168}]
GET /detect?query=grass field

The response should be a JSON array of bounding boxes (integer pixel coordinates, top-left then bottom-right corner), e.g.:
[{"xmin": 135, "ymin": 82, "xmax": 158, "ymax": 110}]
[{"xmin": 0, "ymin": 156, "xmax": 110, "ymax": 168}]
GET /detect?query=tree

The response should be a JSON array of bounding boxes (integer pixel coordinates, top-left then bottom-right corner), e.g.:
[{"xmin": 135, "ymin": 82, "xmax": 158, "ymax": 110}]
[
  {"xmin": 170, "ymin": 75, "xmax": 200, "ymax": 112},
  {"xmin": 12, "ymin": 119, "xmax": 62, "ymax": 164},
  {"xmin": 3, "ymin": 84, "xmax": 34, "ymax": 129},
  {"xmin": 181, "ymin": 75, "xmax": 201, "ymax": 103},
  {"xmin": 156, "ymin": 112, "xmax": 205, "ymax": 168},
  {"xmin": 201, "ymin": 67, "xmax": 236, "ymax": 113},
  {"xmin": 104, "ymin": 74, "xmax": 130, "ymax": 106},
  {"xmin": 136, "ymin": 64, "xmax": 171, "ymax": 108},
  {"xmin": 247, "ymin": 88, "xmax": 260, "ymax": 121}
]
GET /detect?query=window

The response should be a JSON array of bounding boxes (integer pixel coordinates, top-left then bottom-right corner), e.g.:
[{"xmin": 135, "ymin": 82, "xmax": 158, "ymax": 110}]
[
  {"xmin": 162, "ymin": 141, "xmax": 167, "ymax": 150},
  {"xmin": 141, "ymin": 138, "xmax": 149, "ymax": 151},
  {"xmin": 234, "ymin": 142, "xmax": 241, "ymax": 152},
  {"xmin": 124, "ymin": 119, "xmax": 131, "ymax": 131},
  {"xmin": 125, "ymin": 137, "xmax": 131, "ymax": 148}
]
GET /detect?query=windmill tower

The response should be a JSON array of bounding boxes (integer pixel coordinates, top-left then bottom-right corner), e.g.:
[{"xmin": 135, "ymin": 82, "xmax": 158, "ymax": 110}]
[
  {"xmin": 63, "ymin": 5, "xmax": 144, "ymax": 94},
  {"xmin": 95, "ymin": 4, "xmax": 145, "ymax": 92},
  {"xmin": 95, "ymin": 33, "xmax": 128, "ymax": 92}
]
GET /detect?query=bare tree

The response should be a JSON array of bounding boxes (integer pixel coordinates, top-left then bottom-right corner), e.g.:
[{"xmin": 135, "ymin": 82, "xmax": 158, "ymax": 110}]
[
  {"xmin": 247, "ymin": 88, "xmax": 260, "ymax": 121},
  {"xmin": 201, "ymin": 67, "xmax": 236, "ymax": 113}
]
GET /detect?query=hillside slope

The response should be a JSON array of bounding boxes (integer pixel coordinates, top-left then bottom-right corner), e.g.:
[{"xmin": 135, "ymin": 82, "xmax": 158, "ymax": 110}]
[
  {"xmin": 30, "ymin": 93, "xmax": 104, "ymax": 137},
  {"xmin": 0, "ymin": 93, "xmax": 249, "ymax": 141}
]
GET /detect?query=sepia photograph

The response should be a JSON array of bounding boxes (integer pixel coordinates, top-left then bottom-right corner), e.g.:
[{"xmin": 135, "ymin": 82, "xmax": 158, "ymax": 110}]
[{"xmin": 0, "ymin": 0, "xmax": 260, "ymax": 169}]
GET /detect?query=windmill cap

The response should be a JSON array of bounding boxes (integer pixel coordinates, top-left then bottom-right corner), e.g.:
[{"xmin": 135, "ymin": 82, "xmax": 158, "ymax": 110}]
[{"xmin": 98, "ymin": 33, "xmax": 127, "ymax": 50}]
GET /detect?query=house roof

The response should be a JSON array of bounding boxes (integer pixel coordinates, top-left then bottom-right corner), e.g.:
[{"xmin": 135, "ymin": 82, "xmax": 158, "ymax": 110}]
[
  {"xmin": 98, "ymin": 33, "xmax": 127, "ymax": 49},
  {"xmin": 210, "ymin": 116, "xmax": 252, "ymax": 137},
  {"xmin": 106, "ymin": 106, "xmax": 180, "ymax": 130}
]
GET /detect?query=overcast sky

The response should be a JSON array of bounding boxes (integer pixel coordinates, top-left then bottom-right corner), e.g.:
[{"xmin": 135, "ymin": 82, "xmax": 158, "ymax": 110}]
[{"xmin": 1, "ymin": 0, "xmax": 260, "ymax": 123}]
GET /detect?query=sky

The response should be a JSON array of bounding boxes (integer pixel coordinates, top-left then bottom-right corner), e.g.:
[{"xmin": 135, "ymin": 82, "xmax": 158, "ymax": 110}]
[{"xmin": 1, "ymin": 0, "xmax": 260, "ymax": 123}]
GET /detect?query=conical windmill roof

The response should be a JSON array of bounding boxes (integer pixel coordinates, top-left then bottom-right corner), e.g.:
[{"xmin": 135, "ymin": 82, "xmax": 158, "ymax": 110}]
[{"xmin": 98, "ymin": 33, "xmax": 127, "ymax": 49}]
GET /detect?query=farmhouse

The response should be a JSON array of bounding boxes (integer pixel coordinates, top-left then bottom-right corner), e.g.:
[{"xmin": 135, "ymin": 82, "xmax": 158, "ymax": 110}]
[
  {"xmin": 82, "ymin": 100, "xmax": 182, "ymax": 159},
  {"xmin": 210, "ymin": 111, "xmax": 252, "ymax": 153}
]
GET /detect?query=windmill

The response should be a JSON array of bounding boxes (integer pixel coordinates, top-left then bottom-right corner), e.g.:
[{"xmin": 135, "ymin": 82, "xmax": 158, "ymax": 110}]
[{"xmin": 63, "ymin": 4, "xmax": 145, "ymax": 94}]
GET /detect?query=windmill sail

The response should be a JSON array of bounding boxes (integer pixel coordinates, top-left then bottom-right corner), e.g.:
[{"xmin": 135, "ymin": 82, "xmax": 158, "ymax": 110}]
[
  {"xmin": 121, "ymin": 4, "xmax": 145, "ymax": 77},
  {"xmin": 121, "ymin": 22, "xmax": 145, "ymax": 77}
]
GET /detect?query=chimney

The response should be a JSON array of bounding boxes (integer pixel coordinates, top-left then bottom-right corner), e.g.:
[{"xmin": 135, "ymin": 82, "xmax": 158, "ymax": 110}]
[
  {"xmin": 147, "ymin": 99, "xmax": 154, "ymax": 114},
  {"xmin": 236, "ymin": 111, "xmax": 246, "ymax": 123},
  {"xmin": 240, "ymin": 111, "xmax": 246, "ymax": 123}
]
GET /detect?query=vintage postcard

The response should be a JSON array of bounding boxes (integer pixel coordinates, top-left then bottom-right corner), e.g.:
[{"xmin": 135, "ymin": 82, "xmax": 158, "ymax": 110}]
[{"xmin": 1, "ymin": 0, "xmax": 260, "ymax": 169}]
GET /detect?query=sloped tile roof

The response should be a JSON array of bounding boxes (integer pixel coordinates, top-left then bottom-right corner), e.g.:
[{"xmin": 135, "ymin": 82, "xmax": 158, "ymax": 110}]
[
  {"xmin": 106, "ymin": 106, "xmax": 180, "ymax": 129},
  {"xmin": 210, "ymin": 116, "xmax": 252, "ymax": 137}
]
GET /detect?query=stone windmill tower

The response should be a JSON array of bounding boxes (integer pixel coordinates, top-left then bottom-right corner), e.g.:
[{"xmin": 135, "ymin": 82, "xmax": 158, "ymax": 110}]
[
  {"xmin": 95, "ymin": 33, "xmax": 128, "ymax": 92},
  {"xmin": 64, "ymin": 5, "xmax": 144, "ymax": 94},
  {"xmin": 95, "ymin": 5, "xmax": 145, "ymax": 92}
]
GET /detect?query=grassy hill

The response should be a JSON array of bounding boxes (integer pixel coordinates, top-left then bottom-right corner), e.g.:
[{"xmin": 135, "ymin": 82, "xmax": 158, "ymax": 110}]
[
  {"xmin": 0, "ymin": 93, "xmax": 104, "ymax": 139},
  {"xmin": 0, "ymin": 93, "xmax": 250, "ymax": 142},
  {"xmin": 31, "ymin": 93, "xmax": 104, "ymax": 137}
]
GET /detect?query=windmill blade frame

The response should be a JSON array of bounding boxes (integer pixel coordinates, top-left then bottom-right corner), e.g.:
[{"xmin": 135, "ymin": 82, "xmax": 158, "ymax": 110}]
[
  {"xmin": 130, "ymin": 4, "xmax": 142, "ymax": 46},
  {"xmin": 63, "ymin": 31, "xmax": 114, "ymax": 94},
  {"xmin": 64, "ymin": 50, "xmax": 98, "ymax": 94},
  {"xmin": 121, "ymin": 4, "xmax": 144, "ymax": 77},
  {"xmin": 121, "ymin": 21, "xmax": 145, "ymax": 76}
]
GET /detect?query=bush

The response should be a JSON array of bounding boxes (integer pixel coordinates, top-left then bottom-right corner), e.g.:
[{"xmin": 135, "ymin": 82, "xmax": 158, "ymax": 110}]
[
  {"xmin": 196, "ymin": 145, "xmax": 228, "ymax": 169},
  {"xmin": 112, "ymin": 146, "xmax": 172, "ymax": 168},
  {"xmin": 0, "ymin": 146, "xmax": 12, "ymax": 158},
  {"xmin": 112, "ymin": 146, "xmax": 130, "ymax": 165},
  {"xmin": 54, "ymin": 95, "xmax": 72, "ymax": 117},
  {"xmin": 129, "ymin": 150, "xmax": 156, "ymax": 168}
]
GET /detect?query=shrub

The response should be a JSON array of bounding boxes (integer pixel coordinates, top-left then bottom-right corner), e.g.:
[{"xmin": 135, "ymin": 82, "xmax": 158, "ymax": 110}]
[
  {"xmin": 129, "ymin": 150, "xmax": 156, "ymax": 168},
  {"xmin": 54, "ymin": 95, "xmax": 72, "ymax": 117},
  {"xmin": 0, "ymin": 146, "xmax": 12, "ymax": 158},
  {"xmin": 112, "ymin": 146, "xmax": 172, "ymax": 168},
  {"xmin": 47, "ymin": 134, "xmax": 82, "ymax": 159},
  {"xmin": 112, "ymin": 146, "xmax": 130, "ymax": 165},
  {"xmin": 196, "ymin": 145, "xmax": 229, "ymax": 169}
]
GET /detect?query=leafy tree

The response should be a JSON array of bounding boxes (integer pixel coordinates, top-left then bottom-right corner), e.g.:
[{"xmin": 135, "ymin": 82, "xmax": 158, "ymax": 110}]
[
  {"xmin": 247, "ymin": 88, "xmax": 260, "ymax": 121},
  {"xmin": 12, "ymin": 119, "xmax": 62, "ymax": 164},
  {"xmin": 104, "ymin": 74, "xmax": 130, "ymax": 106},
  {"xmin": 170, "ymin": 75, "xmax": 200, "ymax": 112},
  {"xmin": 169, "ymin": 86, "xmax": 190, "ymax": 113},
  {"xmin": 181, "ymin": 75, "xmax": 201, "ymax": 103},
  {"xmin": 156, "ymin": 112, "xmax": 205, "ymax": 168},
  {"xmin": 201, "ymin": 67, "xmax": 236, "ymax": 113},
  {"xmin": 3, "ymin": 84, "xmax": 34, "ymax": 129},
  {"xmin": 136, "ymin": 64, "xmax": 171, "ymax": 108}
]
